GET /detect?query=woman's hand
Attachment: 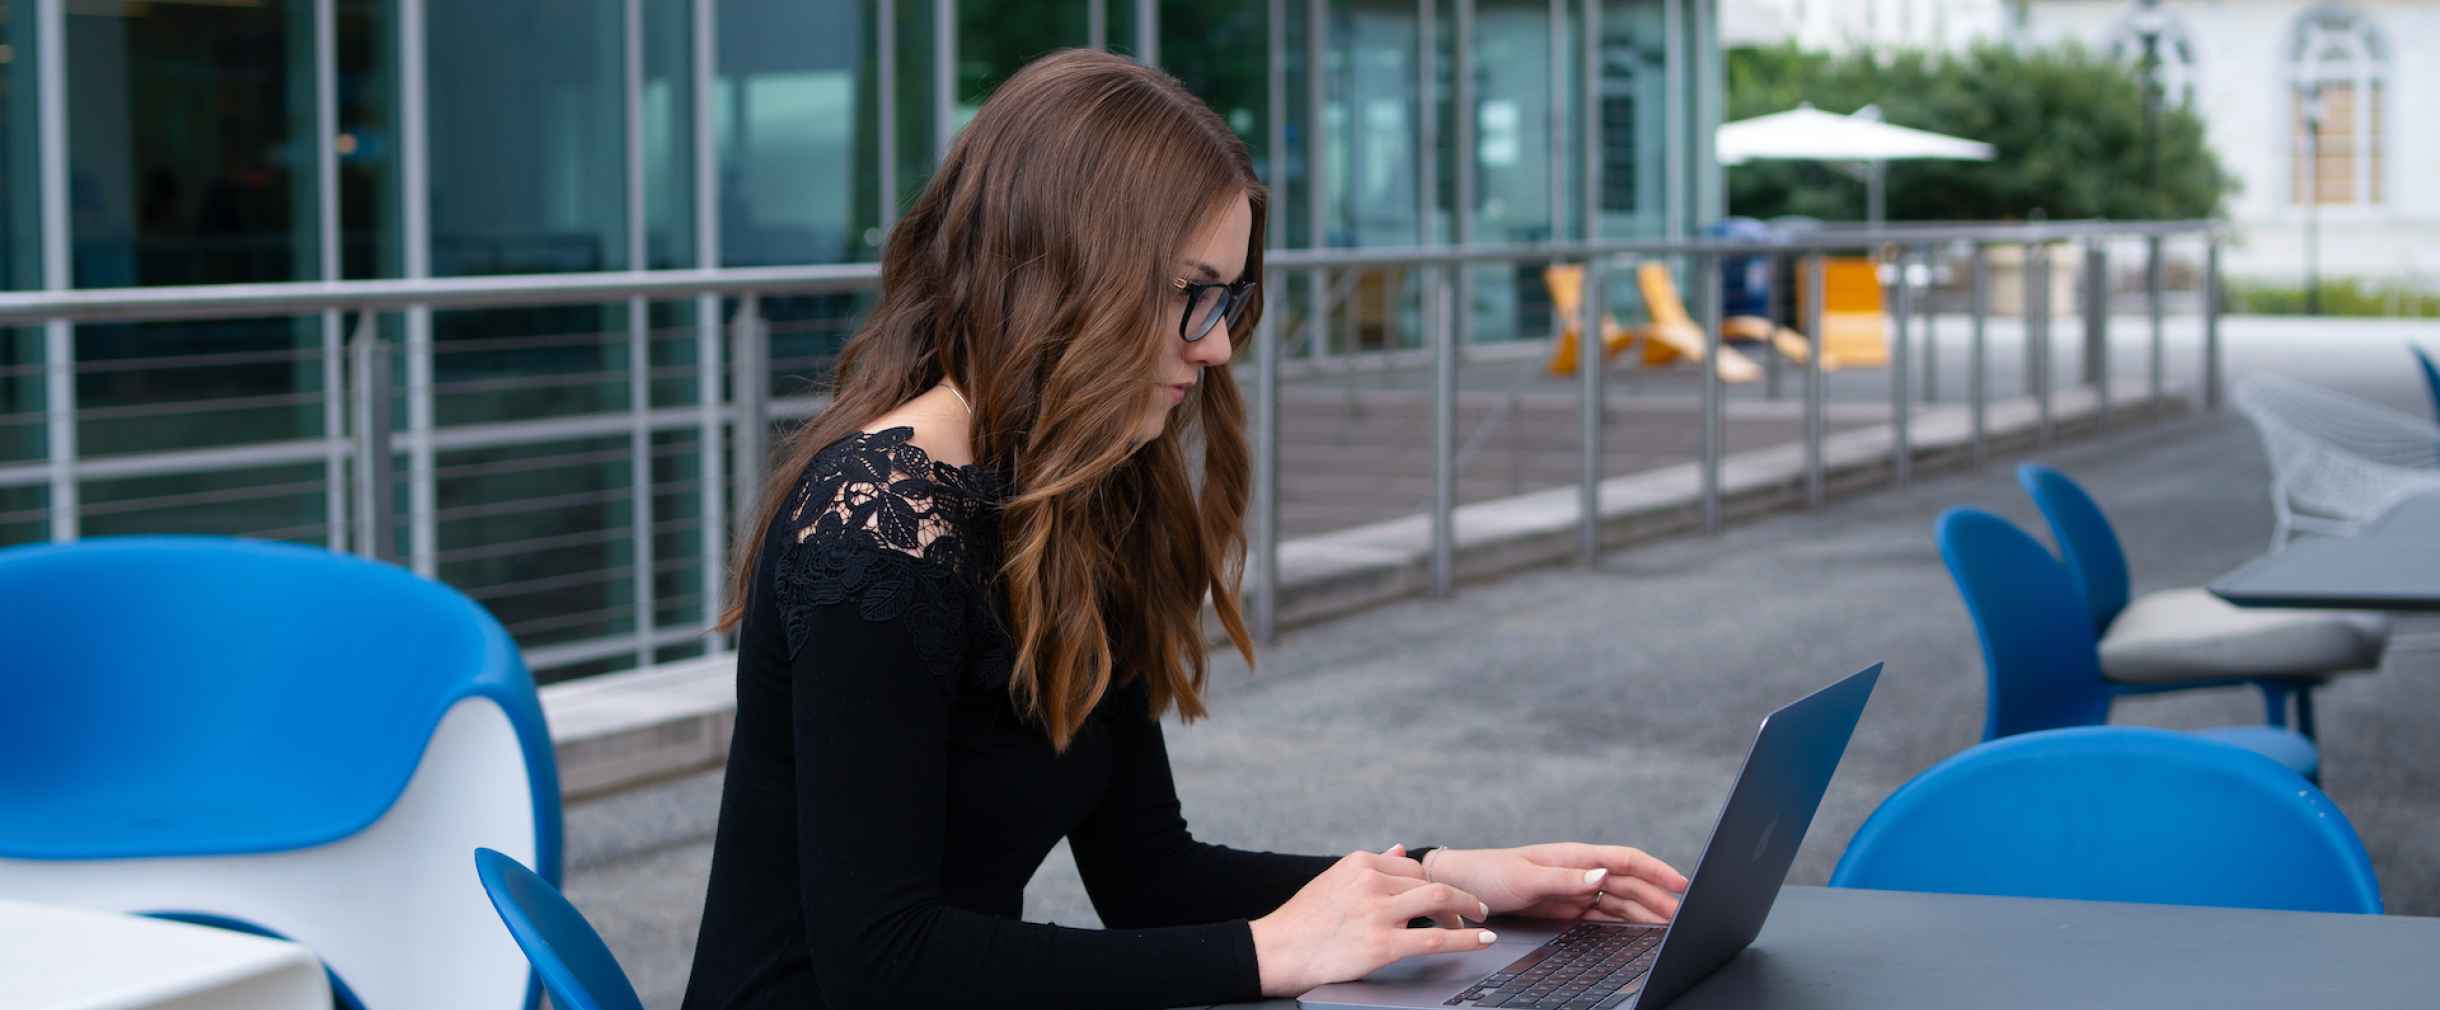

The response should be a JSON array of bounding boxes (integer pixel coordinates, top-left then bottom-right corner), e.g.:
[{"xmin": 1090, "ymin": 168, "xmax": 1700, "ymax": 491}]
[
  {"xmin": 1248, "ymin": 844, "xmax": 1499, "ymax": 998},
  {"xmin": 1422, "ymin": 843, "xmax": 1689, "ymax": 924}
]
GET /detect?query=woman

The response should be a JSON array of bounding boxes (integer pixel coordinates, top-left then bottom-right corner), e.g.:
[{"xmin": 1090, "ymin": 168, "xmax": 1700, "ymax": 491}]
[{"xmin": 679, "ymin": 49, "xmax": 1687, "ymax": 1010}]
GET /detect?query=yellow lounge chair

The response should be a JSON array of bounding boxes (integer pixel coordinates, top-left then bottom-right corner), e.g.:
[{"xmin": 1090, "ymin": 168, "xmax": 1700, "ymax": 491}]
[
  {"xmin": 1542, "ymin": 263, "xmax": 1649, "ymax": 378},
  {"xmin": 1804, "ymin": 257, "xmax": 1890, "ymax": 368},
  {"xmin": 1631, "ymin": 262, "xmax": 1763, "ymax": 383}
]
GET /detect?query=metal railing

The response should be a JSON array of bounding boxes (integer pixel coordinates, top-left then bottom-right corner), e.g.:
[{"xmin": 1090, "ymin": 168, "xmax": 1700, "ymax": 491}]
[{"xmin": 0, "ymin": 220, "xmax": 2227, "ymax": 675}]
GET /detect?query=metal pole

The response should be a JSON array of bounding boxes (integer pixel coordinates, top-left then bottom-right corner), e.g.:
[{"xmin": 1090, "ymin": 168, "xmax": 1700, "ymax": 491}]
[
  {"xmin": 1581, "ymin": 0, "xmax": 1600, "ymax": 243},
  {"xmin": 1417, "ymin": 0, "xmax": 1437, "ymax": 246},
  {"xmin": 1920, "ymin": 247, "xmax": 1938, "ymax": 403},
  {"xmin": 1134, "ymin": 0, "xmax": 1158, "ymax": 66},
  {"xmin": 878, "ymin": 0, "xmax": 897, "ymax": 233},
  {"xmin": 1803, "ymin": 254, "xmax": 1825, "ymax": 508},
  {"xmin": 2085, "ymin": 240, "xmax": 2109, "ymax": 424},
  {"xmin": 350, "ymin": 316, "xmax": 394, "ymax": 562},
  {"xmin": 730, "ymin": 294, "xmax": 768, "ymax": 546},
  {"xmin": 316, "ymin": 0, "xmax": 344, "ymax": 551},
  {"xmin": 1306, "ymin": 0, "xmax": 1327, "ymax": 360},
  {"xmin": 1661, "ymin": 0, "xmax": 1683, "ymax": 240},
  {"xmin": 1697, "ymin": 253, "xmax": 1723, "ymax": 531},
  {"xmin": 934, "ymin": 0, "xmax": 956, "ymax": 164},
  {"xmin": 626, "ymin": 0, "xmax": 656, "ymax": 669},
  {"xmin": 2032, "ymin": 242, "xmax": 2052, "ymax": 446},
  {"xmin": 1548, "ymin": 0, "xmax": 1565, "ymax": 241},
  {"xmin": 1431, "ymin": 267, "xmax": 1456, "ymax": 596},
  {"xmin": 1579, "ymin": 255, "xmax": 1606, "ymax": 565},
  {"xmin": 401, "ymin": 0, "xmax": 435, "ymax": 577},
  {"xmin": 1253, "ymin": 297, "xmax": 1280, "ymax": 643},
  {"xmin": 2145, "ymin": 233, "xmax": 2164, "ymax": 403},
  {"xmin": 696, "ymin": 0, "xmax": 728, "ymax": 645},
  {"xmin": 1088, "ymin": 0, "xmax": 1106, "ymax": 50},
  {"xmin": 1454, "ymin": 0, "xmax": 1475, "ymax": 353},
  {"xmin": 1268, "ymin": 0, "xmax": 1286, "ymax": 249},
  {"xmin": 2204, "ymin": 236, "xmax": 2223, "ymax": 411},
  {"xmin": 1969, "ymin": 243, "xmax": 1988, "ymax": 465},
  {"xmin": 1890, "ymin": 245, "xmax": 1912, "ymax": 486},
  {"xmin": 36, "ymin": 0, "xmax": 71, "ymax": 540}
]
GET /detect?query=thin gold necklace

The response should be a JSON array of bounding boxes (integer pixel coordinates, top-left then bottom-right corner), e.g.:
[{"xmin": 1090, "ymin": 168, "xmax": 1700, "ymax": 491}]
[{"xmin": 943, "ymin": 381, "xmax": 972, "ymax": 416}]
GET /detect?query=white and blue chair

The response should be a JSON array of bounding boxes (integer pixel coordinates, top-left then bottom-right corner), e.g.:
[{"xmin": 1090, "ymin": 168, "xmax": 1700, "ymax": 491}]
[
  {"xmin": 2018, "ymin": 464, "xmax": 2384, "ymax": 741},
  {"xmin": 0, "ymin": 536, "xmax": 562, "ymax": 1010},
  {"xmin": 1832, "ymin": 726, "xmax": 2380, "ymax": 914},
  {"xmin": 1935, "ymin": 508, "xmax": 2321, "ymax": 780},
  {"xmin": 475, "ymin": 847, "xmax": 644, "ymax": 1010}
]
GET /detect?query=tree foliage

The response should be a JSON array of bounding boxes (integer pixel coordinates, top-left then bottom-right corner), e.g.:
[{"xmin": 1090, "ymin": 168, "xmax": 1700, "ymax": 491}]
[{"xmin": 1724, "ymin": 42, "xmax": 2236, "ymax": 222}]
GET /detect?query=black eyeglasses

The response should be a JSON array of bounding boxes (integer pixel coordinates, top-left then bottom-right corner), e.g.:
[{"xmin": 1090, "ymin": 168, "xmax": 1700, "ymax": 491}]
[{"xmin": 1174, "ymin": 276, "xmax": 1258, "ymax": 342}]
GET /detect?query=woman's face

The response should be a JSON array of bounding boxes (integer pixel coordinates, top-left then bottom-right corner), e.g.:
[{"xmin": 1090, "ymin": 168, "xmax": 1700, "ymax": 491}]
[{"xmin": 1136, "ymin": 192, "xmax": 1251, "ymax": 445}]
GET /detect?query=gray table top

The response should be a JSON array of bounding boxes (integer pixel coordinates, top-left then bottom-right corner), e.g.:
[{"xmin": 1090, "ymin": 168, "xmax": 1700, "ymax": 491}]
[
  {"xmin": 2211, "ymin": 492, "xmax": 2440, "ymax": 611},
  {"xmin": 1198, "ymin": 885, "xmax": 2440, "ymax": 1010}
]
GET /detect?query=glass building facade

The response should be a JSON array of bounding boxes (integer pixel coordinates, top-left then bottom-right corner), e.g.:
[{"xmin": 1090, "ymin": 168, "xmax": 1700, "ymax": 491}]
[{"xmin": 0, "ymin": 0, "xmax": 1719, "ymax": 682}]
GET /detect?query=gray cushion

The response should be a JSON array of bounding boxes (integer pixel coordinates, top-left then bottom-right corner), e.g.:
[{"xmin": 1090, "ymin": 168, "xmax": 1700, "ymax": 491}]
[{"xmin": 2098, "ymin": 587, "xmax": 2389, "ymax": 685}]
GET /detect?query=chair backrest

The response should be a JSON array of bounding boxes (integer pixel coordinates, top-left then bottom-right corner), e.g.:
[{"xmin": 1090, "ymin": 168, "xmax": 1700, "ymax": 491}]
[
  {"xmin": 1935, "ymin": 508, "xmax": 2113, "ymax": 740},
  {"xmin": 1636, "ymin": 261, "xmax": 1696, "ymax": 330},
  {"xmin": 0, "ymin": 536, "xmax": 560, "ymax": 874},
  {"xmin": 1544, "ymin": 263, "xmax": 1585, "ymax": 321},
  {"xmin": 475, "ymin": 848, "xmax": 645, "ymax": 1010},
  {"xmin": 1830, "ymin": 726, "xmax": 2382, "ymax": 914},
  {"xmin": 2016, "ymin": 464, "xmax": 2131, "ymax": 630},
  {"xmin": 2231, "ymin": 374, "xmax": 2440, "ymax": 544},
  {"xmin": 2414, "ymin": 344, "xmax": 2440, "ymax": 424},
  {"xmin": 1821, "ymin": 256, "xmax": 1886, "ymax": 314}
]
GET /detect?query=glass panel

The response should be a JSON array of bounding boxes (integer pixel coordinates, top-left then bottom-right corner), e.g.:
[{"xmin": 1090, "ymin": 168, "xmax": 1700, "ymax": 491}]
[
  {"xmin": 957, "ymin": 0, "xmax": 1089, "ymax": 121},
  {"xmin": 1158, "ymin": 1, "xmax": 1269, "ymax": 168},
  {"xmin": 1332, "ymin": 0, "xmax": 1419, "ymax": 249},
  {"xmin": 720, "ymin": 0, "xmax": 883, "ymax": 267},
  {"xmin": 647, "ymin": 0, "xmax": 695, "ymax": 269},
  {"xmin": 1597, "ymin": 0, "xmax": 1666, "ymax": 239},
  {"xmin": 65, "ymin": 1, "xmax": 326, "ymax": 463},
  {"xmin": 2, "ymin": 3, "xmax": 43, "ymax": 476}
]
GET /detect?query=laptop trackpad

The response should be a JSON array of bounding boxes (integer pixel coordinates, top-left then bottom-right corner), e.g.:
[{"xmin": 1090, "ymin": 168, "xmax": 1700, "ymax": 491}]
[{"xmin": 1299, "ymin": 925, "xmax": 1563, "ymax": 1009}]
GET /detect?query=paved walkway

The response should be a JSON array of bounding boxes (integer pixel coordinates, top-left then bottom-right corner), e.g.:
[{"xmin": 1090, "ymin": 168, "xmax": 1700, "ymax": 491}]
[{"xmin": 566, "ymin": 317, "xmax": 2440, "ymax": 1008}]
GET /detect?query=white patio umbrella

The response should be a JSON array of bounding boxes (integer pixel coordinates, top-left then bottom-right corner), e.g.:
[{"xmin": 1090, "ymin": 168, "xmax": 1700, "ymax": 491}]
[{"xmin": 1716, "ymin": 103, "xmax": 1995, "ymax": 225}]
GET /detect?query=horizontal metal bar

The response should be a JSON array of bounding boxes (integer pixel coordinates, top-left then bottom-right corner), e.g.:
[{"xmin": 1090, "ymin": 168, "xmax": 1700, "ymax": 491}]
[
  {"xmin": 523, "ymin": 625, "xmax": 708, "ymax": 672},
  {"xmin": 78, "ymin": 476, "xmax": 331, "ymax": 519},
  {"xmin": 71, "ymin": 389, "xmax": 326, "ymax": 424},
  {"xmin": 0, "ymin": 264, "xmax": 882, "ymax": 326},
  {"xmin": 432, "ymin": 477, "xmax": 700, "ymax": 524},
  {"xmin": 0, "ymin": 437, "xmax": 346, "ymax": 489},
  {"xmin": 0, "ymin": 221, "xmax": 2228, "ymax": 327}
]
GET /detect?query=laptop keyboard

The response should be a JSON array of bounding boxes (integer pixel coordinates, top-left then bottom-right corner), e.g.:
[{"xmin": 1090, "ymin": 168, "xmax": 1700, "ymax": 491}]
[{"xmin": 1439, "ymin": 923, "xmax": 1661, "ymax": 1009}]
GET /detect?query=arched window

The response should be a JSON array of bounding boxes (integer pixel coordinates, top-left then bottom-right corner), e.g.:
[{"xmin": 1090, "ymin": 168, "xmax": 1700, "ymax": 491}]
[
  {"xmin": 2107, "ymin": 0, "xmax": 2198, "ymax": 110},
  {"xmin": 2287, "ymin": 5, "xmax": 2387, "ymax": 207}
]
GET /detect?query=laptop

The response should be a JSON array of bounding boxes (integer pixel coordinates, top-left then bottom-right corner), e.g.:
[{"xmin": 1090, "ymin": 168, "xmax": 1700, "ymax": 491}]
[{"xmin": 1299, "ymin": 663, "xmax": 1881, "ymax": 1010}]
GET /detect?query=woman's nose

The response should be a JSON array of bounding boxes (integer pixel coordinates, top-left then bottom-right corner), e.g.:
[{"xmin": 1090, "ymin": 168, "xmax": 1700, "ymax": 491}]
[{"xmin": 1186, "ymin": 329, "xmax": 1234, "ymax": 367}]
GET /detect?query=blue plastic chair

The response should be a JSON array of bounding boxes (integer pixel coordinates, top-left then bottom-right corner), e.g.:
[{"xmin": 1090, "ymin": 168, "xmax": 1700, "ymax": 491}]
[
  {"xmin": 0, "ymin": 535, "xmax": 562, "ymax": 1010},
  {"xmin": 1935, "ymin": 508, "xmax": 2320, "ymax": 779},
  {"xmin": 2017, "ymin": 464, "xmax": 2384, "ymax": 742},
  {"xmin": 475, "ymin": 848, "xmax": 645, "ymax": 1010},
  {"xmin": 1831, "ymin": 726, "xmax": 2381, "ymax": 914},
  {"xmin": 2415, "ymin": 344, "xmax": 2440, "ymax": 425}
]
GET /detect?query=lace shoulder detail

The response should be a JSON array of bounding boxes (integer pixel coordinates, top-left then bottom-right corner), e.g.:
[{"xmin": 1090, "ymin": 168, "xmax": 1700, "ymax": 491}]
[{"xmin": 768, "ymin": 427, "xmax": 1005, "ymax": 679}]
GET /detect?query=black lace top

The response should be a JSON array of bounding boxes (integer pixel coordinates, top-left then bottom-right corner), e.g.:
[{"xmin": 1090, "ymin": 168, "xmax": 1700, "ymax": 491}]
[{"xmin": 678, "ymin": 427, "xmax": 1346, "ymax": 1010}]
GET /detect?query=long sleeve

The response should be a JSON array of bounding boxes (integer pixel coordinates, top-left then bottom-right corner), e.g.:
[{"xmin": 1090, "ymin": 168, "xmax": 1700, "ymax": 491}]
[
  {"xmin": 1066, "ymin": 693, "xmax": 1341, "ymax": 928},
  {"xmin": 789, "ymin": 539, "xmax": 1267, "ymax": 1009}
]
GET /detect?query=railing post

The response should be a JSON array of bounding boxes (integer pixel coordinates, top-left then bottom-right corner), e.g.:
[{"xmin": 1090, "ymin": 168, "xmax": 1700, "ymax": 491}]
[
  {"xmin": 1578, "ymin": 256, "xmax": 1606, "ymax": 566},
  {"xmin": 1253, "ymin": 283, "xmax": 1281, "ymax": 643},
  {"xmin": 1969, "ymin": 243, "xmax": 1989, "ymax": 466},
  {"xmin": 1430, "ymin": 265, "xmax": 1456, "ymax": 596},
  {"xmin": 2032, "ymin": 242, "xmax": 2053, "ymax": 446},
  {"xmin": 1921, "ymin": 245, "xmax": 1939, "ymax": 403},
  {"xmin": 1803, "ymin": 253, "xmax": 1826, "ymax": 508},
  {"xmin": 2204, "ymin": 236, "xmax": 2223, "ymax": 411},
  {"xmin": 729, "ymin": 293, "xmax": 768, "ymax": 546},
  {"xmin": 2085, "ymin": 238, "xmax": 2110, "ymax": 424},
  {"xmin": 349, "ymin": 311, "xmax": 394, "ymax": 562},
  {"xmin": 1890, "ymin": 245, "xmax": 1912, "ymax": 486},
  {"xmin": 1697, "ymin": 253, "xmax": 1723, "ymax": 531},
  {"xmin": 2145, "ymin": 233, "xmax": 2165, "ymax": 405}
]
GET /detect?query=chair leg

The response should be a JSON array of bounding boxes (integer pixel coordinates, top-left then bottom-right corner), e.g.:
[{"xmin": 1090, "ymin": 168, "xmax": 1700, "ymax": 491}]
[
  {"xmin": 2295, "ymin": 685, "xmax": 2318, "ymax": 743},
  {"xmin": 2257, "ymin": 681, "xmax": 2293, "ymax": 730}
]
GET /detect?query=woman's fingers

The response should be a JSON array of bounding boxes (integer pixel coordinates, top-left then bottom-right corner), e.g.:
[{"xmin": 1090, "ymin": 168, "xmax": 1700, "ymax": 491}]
[
  {"xmin": 1594, "ymin": 890, "xmax": 1668, "ymax": 924},
  {"xmin": 1602, "ymin": 874, "xmax": 1684, "ymax": 920},
  {"xmin": 1603, "ymin": 846, "xmax": 1690, "ymax": 892},
  {"xmin": 1388, "ymin": 881, "xmax": 1490, "ymax": 926},
  {"xmin": 1391, "ymin": 925, "xmax": 1501, "ymax": 960}
]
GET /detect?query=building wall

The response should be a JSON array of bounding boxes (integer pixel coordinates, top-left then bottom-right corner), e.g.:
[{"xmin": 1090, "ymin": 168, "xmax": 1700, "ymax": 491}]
[{"xmin": 2025, "ymin": 1, "xmax": 2439, "ymax": 286}]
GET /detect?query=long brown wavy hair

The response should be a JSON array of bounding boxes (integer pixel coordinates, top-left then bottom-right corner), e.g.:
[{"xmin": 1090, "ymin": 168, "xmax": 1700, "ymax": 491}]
[{"xmin": 718, "ymin": 49, "xmax": 1263, "ymax": 752}]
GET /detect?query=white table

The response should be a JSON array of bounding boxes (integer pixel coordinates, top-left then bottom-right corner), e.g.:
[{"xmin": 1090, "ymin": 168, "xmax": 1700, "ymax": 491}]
[{"xmin": 0, "ymin": 900, "xmax": 331, "ymax": 1010}]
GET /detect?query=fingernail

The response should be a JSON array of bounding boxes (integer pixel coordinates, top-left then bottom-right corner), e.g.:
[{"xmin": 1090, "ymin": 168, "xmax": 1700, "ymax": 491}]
[
  {"xmin": 1384, "ymin": 843, "xmax": 1405, "ymax": 855},
  {"xmin": 1479, "ymin": 902, "xmax": 1490, "ymax": 919},
  {"xmin": 1585, "ymin": 868, "xmax": 1609, "ymax": 885},
  {"xmin": 1478, "ymin": 930, "xmax": 1499, "ymax": 945}
]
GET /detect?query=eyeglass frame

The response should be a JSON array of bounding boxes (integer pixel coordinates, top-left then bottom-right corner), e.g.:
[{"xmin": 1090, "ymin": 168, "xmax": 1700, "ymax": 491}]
[{"xmin": 1173, "ymin": 276, "xmax": 1259, "ymax": 342}]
